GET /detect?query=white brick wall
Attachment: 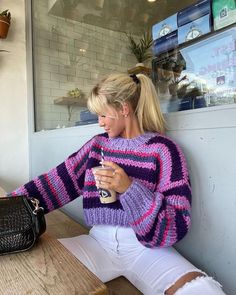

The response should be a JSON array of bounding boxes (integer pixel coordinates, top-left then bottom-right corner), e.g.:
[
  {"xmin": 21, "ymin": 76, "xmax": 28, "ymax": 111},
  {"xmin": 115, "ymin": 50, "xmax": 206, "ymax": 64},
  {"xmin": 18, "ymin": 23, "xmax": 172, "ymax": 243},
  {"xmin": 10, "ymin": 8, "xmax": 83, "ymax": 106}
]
[{"xmin": 33, "ymin": 0, "xmax": 137, "ymax": 131}]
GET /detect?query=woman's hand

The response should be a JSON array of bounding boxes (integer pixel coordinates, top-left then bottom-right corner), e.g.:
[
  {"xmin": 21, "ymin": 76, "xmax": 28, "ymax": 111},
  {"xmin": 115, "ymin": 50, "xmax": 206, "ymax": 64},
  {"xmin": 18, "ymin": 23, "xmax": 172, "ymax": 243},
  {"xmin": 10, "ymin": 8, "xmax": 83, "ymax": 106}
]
[{"xmin": 92, "ymin": 161, "xmax": 132, "ymax": 194}]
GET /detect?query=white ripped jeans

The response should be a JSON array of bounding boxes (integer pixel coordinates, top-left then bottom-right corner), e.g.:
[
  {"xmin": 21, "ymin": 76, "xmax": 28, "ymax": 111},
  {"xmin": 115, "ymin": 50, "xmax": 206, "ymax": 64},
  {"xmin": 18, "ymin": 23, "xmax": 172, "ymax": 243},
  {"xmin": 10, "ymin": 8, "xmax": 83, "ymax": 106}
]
[{"xmin": 59, "ymin": 225, "xmax": 226, "ymax": 295}]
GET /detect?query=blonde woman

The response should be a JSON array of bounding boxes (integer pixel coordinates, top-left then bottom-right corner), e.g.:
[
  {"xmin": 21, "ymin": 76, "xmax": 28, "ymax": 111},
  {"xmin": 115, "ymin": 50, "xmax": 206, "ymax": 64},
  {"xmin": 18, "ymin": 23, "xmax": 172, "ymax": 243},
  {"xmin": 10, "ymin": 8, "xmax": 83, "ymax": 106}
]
[{"xmin": 10, "ymin": 73, "xmax": 225, "ymax": 295}]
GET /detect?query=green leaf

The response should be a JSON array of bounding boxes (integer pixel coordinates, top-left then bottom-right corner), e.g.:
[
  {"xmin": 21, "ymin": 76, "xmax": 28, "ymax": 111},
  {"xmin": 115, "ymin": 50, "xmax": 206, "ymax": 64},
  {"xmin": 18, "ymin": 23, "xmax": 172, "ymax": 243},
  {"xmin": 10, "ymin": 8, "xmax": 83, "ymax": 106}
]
[{"xmin": 127, "ymin": 32, "xmax": 153, "ymax": 63}]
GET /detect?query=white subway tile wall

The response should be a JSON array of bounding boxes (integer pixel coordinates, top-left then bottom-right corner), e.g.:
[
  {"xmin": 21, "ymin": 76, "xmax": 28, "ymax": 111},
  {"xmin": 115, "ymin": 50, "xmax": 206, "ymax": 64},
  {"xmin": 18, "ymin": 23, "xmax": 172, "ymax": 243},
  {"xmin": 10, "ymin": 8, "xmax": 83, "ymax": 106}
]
[{"xmin": 33, "ymin": 0, "xmax": 137, "ymax": 131}]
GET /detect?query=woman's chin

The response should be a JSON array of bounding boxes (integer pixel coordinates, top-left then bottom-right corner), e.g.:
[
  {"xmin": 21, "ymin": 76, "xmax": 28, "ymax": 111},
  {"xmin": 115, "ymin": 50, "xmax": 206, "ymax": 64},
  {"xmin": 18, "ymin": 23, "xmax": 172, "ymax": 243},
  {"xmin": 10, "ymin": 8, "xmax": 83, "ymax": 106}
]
[{"xmin": 107, "ymin": 132, "xmax": 118, "ymax": 138}]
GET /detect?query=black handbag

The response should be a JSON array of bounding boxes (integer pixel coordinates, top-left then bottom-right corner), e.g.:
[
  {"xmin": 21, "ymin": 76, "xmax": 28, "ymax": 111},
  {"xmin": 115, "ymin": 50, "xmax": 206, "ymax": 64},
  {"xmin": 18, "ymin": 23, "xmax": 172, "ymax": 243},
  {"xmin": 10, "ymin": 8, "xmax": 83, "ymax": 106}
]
[{"xmin": 0, "ymin": 195, "xmax": 46, "ymax": 255}]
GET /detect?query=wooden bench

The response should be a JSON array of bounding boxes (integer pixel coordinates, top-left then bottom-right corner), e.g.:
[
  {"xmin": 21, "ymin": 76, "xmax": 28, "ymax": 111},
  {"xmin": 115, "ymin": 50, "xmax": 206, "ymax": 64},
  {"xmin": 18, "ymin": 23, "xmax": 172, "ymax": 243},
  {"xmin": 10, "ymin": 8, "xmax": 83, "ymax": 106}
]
[{"xmin": 46, "ymin": 210, "xmax": 142, "ymax": 295}]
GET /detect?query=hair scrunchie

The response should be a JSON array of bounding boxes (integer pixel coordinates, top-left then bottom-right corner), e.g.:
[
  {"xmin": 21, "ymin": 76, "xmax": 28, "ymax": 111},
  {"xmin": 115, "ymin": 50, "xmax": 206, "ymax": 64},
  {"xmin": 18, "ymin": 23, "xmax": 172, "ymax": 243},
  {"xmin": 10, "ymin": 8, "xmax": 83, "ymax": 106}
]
[{"xmin": 129, "ymin": 74, "xmax": 140, "ymax": 84}]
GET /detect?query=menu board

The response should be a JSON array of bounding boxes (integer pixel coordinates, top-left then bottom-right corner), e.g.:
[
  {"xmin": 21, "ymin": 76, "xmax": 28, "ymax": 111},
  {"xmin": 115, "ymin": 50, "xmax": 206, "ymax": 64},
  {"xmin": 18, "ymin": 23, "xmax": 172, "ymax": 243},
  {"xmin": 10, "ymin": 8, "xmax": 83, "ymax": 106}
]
[
  {"xmin": 152, "ymin": 14, "xmax": 177, "ymax": 41},
  {"xmin": 178, "ymin": 14, "xmax": 211, "ymax": 44},
  {"xmin": 153, "ymin": 31, "xmax": 178, "ymax": 56},
  {"xmin": 177, "ymin": 0, "xmax": 211, "ymax": 27},
  {"xmin": 212, "ymin": 0, "xmax": 236, "ymax": 30},
  {"xmin": 152, "ymin": 0, "xmax": 212, "ymax": 56}
]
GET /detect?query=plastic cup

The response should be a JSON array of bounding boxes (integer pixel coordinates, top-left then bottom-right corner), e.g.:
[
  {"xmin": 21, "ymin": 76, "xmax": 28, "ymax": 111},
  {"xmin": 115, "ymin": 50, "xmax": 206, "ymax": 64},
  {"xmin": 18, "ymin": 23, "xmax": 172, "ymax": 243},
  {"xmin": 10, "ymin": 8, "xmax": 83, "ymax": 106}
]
[{"xmin": 92, "ymin": 166, "xmax": 117, "ymax": 204}]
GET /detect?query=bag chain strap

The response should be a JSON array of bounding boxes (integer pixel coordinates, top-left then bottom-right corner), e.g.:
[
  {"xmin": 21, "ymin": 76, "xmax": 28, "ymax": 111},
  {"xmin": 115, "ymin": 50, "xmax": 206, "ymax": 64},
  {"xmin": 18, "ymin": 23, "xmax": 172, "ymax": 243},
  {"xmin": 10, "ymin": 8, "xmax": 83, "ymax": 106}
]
[{"xmin": 30, "ymin": 198, "xmax": 44, "ymax": 215}]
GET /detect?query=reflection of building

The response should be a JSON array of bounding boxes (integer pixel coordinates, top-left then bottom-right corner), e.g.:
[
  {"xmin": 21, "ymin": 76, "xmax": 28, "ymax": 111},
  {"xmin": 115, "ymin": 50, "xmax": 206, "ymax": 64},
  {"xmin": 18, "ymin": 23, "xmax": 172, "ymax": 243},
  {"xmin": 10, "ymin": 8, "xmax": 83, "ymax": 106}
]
[
  {"xmin": 180, "ymin": 27, "xmax": 236, "ymax": 107},
  {"xmin": 153, "ymin": 26, "xmax": 236, "ymax": 112},
  {"xmin": 152, "ymin": 50, "xmax": 186, "ymax": 87},
  {"xmin": 152, "ymin": 50, "xmax": 188, "ymax": 112}
]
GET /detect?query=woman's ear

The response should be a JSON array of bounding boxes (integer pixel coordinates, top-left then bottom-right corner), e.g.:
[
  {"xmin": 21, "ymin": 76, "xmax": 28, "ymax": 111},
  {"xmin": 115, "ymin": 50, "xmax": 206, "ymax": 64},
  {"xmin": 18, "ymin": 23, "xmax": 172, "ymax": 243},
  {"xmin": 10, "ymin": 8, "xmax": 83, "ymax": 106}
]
[{"xmin": 121, "ymin": 102, "xmax": 130, "ymax": 117}]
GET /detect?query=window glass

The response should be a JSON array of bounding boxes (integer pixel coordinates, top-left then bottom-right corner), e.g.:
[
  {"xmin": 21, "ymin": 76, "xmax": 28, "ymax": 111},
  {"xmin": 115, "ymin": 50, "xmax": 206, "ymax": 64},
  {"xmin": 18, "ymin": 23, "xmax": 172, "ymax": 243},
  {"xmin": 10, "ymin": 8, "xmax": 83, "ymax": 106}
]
[
  {"xmin": 32, "ymin": 1, "xmax": 135, "ymax": 130},
  {"xmin": 31, "ymin": 0, "xmax": 236, "ymax": 131},
  {"xmin": 32, "ymin": 0, "xmax": 198, "ymax": 131}
]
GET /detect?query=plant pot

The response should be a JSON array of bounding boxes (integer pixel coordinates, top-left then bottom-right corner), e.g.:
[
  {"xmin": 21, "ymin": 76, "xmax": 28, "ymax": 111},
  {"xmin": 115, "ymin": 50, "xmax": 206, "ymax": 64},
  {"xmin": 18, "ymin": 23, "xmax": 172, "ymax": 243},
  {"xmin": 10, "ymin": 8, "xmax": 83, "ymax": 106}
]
[
  {"xmin": 0, "ymin": 16, "xmax": 10, "ymax": 39},
  {"xmin": 135, "ymin": 62, "xmax": 144, "ymax": 67}
]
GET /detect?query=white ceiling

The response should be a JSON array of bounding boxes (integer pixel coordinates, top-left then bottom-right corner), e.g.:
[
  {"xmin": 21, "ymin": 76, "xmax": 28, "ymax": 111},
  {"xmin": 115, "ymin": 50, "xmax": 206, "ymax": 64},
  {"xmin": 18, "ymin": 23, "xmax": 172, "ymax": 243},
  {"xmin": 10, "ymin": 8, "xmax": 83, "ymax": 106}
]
[{"xmin": 49, "ymin": 0, "xmax": 197, "ymax": 35}]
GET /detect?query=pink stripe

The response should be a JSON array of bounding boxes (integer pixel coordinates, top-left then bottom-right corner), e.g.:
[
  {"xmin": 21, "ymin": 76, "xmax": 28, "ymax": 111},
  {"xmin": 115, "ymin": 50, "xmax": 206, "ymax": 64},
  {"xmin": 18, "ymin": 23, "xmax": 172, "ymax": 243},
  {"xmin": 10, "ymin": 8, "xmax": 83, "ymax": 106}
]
[
  {"xmin": 131, "ymin": 199, "xmax": 156, "ymax": 226},
  {"xmin": 47, "ymin": 170, "xmax": 71, "ymax": 204},
  {"xmin": 90, "ymin": 151, "xmax": 156, "ymax": 170},
  {"xmin": 34, "ymin": 180, "xmax": 54, "ymax": 210},
  {"xmin": 109, "ymin": 157, "xmax": 156, "ymax": 170},
  {"xmin": 156, "ymin": 153, "xmax": 163, "ymax": 188},
  {"xmin": 155, "ymin": 143, "xmax": 173, "ymax": 188},
  {"xmin": 93, "ymin": 142, "xmax": 158, "ymax": 158},
  {"xmin": 70, "ymin": 156, "xmax": 87, "ymax": 174},
  {"xmin": 84, "ymin": 181, "xmax": 96, "ymax": 186}
]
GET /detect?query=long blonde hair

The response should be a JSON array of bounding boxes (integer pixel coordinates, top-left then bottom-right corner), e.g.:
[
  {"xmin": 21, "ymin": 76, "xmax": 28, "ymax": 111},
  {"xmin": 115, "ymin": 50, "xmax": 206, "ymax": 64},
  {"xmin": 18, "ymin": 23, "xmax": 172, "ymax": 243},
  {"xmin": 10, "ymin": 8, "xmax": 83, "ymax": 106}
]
[{"xmin": 87, "ymin": 73, "xmax": 166, "ymax": 134}]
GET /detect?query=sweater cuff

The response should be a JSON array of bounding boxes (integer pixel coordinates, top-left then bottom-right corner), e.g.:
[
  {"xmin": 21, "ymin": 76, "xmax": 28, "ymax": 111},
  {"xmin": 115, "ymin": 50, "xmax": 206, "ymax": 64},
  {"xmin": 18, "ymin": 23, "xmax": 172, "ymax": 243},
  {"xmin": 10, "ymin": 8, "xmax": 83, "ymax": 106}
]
[{"xmin": 120, "ymin": 179, "xmax": 156, "ymax": 217}]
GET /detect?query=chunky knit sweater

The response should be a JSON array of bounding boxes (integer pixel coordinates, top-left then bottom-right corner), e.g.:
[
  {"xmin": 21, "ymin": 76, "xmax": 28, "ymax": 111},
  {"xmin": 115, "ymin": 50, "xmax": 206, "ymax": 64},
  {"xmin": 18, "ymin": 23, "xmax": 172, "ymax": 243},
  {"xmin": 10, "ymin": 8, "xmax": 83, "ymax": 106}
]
[{"xmin": 10, "ymin": 132, "xmax": 191, "ymax": 248}]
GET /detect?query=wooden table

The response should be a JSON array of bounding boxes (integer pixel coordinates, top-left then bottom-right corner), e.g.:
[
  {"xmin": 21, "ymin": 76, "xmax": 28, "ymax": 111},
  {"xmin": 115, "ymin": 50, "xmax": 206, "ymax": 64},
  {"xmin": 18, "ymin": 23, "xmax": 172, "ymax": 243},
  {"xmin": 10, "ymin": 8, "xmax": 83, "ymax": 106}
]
[{"xmin": 0, "ymin": 210, "xmax": 107, "ymax": 295}]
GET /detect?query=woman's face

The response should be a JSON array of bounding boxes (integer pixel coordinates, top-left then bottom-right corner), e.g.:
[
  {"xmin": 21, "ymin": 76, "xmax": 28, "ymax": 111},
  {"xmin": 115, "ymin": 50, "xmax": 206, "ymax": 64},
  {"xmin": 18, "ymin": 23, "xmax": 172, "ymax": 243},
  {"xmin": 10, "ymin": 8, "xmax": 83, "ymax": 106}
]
[{"xmin": 97, "ymin": 106, "xmax": 126, "ymax": 138}]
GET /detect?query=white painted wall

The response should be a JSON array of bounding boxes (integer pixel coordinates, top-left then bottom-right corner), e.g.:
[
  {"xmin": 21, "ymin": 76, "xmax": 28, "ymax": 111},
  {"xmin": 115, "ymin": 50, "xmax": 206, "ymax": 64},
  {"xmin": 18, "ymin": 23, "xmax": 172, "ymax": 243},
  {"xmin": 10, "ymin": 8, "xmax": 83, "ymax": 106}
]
[
  {"xmin": 29, "ymin": 105, "xmax": 236, "ymax": 295},
  {"xmin": 0, "ymin": 0, "xmax": 29, "ymax": 192},
  {"xmin": 166, "ymin": 106, "xmax": 236, "ymax": 295}
]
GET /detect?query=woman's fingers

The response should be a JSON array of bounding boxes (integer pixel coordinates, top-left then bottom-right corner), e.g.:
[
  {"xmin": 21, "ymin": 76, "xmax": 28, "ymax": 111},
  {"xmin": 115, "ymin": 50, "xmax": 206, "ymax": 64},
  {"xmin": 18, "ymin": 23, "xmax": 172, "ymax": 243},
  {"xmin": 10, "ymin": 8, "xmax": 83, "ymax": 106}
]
[
  {"xmin": 99, "ymin": 161, "xmax": 120, "ymax": 171},
  {"xmin": 93, "ymin": 161, "xmax": 132, "ymax": 193}
]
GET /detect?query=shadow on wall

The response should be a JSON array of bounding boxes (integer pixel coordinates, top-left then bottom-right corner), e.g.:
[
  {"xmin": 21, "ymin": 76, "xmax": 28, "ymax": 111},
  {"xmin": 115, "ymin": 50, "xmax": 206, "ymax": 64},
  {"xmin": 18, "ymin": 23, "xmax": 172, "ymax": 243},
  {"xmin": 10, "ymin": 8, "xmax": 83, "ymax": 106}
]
[
  {"xmin": 0, "ymin": 178, "xmax": 15, "ymax": 194},
  {"xmin": 0, "ymin": 185, "xmax": 6, "ymax": 196}
]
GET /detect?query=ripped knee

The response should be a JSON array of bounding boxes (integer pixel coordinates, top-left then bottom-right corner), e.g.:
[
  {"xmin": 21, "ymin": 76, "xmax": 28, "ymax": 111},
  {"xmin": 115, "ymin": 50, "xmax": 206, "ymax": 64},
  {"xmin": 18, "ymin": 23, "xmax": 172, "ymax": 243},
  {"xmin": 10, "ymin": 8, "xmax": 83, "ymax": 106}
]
[
  {"xmin": 165, "ymin": 272, "xmax": 225, "ymax": 295},
  {"xmin": 165, "ymin": 271, "xmax": 205, "ymax": 295}
]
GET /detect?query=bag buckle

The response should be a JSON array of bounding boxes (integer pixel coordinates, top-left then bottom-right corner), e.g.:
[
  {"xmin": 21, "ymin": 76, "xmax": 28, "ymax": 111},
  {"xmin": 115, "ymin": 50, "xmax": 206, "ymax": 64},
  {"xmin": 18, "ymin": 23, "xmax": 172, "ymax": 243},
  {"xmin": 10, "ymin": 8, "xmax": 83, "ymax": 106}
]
[{"xmin": 30, "ymin": 198, "xmax": 44, "ymax": 215}]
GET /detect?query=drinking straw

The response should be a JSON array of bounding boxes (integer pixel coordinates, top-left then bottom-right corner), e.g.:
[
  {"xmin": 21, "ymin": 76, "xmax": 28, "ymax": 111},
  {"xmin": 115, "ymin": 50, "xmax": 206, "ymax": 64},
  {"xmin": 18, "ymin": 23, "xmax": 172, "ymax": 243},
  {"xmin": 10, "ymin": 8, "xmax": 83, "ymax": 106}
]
[{"xmin": 101, "ymin": 147, "xmax": 105, "ymax": 167}]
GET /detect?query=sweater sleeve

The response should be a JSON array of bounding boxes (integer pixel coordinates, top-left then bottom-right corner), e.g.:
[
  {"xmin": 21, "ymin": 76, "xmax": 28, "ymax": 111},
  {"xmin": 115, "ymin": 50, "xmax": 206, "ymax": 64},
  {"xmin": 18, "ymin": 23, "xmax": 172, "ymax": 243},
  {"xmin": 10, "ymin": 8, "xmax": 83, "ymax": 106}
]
[
  {"xmin": 120, "ymin": 139, "xmax": 191, "ymax": 248},
  {"xmin": 8, "ymin": 136, "xmax": 96, "ymax": 214}
]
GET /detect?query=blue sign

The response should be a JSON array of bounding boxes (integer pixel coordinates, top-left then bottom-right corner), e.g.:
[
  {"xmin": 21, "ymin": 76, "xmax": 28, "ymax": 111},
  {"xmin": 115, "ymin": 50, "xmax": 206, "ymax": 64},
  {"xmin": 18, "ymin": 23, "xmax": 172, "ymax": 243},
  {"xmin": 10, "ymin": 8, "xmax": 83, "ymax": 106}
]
[
  {"xmin": 152, "ymin": 14, "xmax": 178, "ymax": 41},
  {"xmin": 177, "ymin": 0, "xmax": 211, "ymax": 27},
  {"xmin": 178, "ymin": 14, "xmax": 211, "ymax": 44},
  {"xmin": 153, "ymin": 30, "xmax": 178, "ymax": 56}
]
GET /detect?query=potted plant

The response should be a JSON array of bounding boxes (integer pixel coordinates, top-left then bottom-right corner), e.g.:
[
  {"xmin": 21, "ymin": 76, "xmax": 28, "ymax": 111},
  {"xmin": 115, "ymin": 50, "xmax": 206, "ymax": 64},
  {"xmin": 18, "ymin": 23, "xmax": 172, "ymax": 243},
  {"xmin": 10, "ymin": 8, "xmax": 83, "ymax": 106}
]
[
  {"xmin": 67, "ymin": 87, "xmax": 83, "ymax": 99},
  {"xmin": 126, "ymin": 31, "xmax": 153, "ymax": 66},
  {"xmin": 0, "ymin": 9, "xmax": 11, "ymax": 39}
]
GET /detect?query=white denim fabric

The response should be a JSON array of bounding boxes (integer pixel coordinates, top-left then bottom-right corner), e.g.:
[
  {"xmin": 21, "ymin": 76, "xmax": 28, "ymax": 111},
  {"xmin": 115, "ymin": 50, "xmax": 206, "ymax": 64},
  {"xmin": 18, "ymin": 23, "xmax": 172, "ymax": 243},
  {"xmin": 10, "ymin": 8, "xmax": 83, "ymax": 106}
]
[
  {"xmin": 175, "ymin": 276, "xmax": 225, "ymax": 295},
  {"xmin": 59, "ymin": 225, "xmax": 226, "ymax": 295}
]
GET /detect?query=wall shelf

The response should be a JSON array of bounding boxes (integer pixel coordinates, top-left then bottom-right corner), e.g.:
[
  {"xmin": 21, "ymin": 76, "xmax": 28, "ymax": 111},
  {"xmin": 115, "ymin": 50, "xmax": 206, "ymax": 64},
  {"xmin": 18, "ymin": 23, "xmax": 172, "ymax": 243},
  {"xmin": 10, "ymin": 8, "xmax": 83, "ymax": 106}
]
[
  {"xmin": 54, "ymin": 97, "xmax": 87, "ymax": 121},
  {"xmin": 54, "ymin": 96, "xmax": 87, "ymax": 107}
]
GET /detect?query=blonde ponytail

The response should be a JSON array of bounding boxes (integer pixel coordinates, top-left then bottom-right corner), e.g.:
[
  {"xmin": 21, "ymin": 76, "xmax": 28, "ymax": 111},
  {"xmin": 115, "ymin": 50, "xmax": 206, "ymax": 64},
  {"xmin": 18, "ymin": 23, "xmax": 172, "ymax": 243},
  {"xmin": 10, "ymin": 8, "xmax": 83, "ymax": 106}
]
[
  {"xmin": 136, "ymin": 74, "xmax": 166, "ymax": 134},
  {"xmin": 88, "ymin": 73, "xmax": 166, "ymax": 134}
]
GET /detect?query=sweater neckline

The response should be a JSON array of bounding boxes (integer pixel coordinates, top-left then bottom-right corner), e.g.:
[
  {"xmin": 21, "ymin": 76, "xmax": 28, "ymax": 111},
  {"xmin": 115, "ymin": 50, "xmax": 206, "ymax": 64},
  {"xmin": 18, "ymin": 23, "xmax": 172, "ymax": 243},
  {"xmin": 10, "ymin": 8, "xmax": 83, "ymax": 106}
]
[{"xmin": 108, "ymin": 132, "xmax": 157, "ymax": 149}]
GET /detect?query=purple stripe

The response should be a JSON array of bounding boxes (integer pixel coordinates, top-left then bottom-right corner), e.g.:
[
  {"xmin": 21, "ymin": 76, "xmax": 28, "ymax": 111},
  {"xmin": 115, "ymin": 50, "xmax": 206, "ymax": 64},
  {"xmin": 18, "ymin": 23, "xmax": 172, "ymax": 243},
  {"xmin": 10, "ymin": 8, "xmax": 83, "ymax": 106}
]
[
  {"xmin": 83, "ymin": 196, "xmax": 124, "ymax": 210},
  {"xmin": 57, "ymin": 162, "xmax": 79, "ymax": 201},
  {"xmin": 175, "ymin": 210, "xmax": 188, "ymax": 241},
  {"xmin": 24, "ymin": 180, "xmax": 49, "ymax": 213},
  {"xmin": 163, "ymin": 184, "xmax": 191, "ymax": 203}
]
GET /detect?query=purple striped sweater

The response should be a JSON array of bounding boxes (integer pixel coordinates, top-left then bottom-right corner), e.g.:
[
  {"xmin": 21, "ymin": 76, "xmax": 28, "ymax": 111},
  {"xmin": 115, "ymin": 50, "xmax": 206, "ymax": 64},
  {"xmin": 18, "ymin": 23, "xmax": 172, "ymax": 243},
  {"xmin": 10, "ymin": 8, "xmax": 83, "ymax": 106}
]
[{"xmin": 10, "ymin": 132, "xmax": 191, "ymax": 248}]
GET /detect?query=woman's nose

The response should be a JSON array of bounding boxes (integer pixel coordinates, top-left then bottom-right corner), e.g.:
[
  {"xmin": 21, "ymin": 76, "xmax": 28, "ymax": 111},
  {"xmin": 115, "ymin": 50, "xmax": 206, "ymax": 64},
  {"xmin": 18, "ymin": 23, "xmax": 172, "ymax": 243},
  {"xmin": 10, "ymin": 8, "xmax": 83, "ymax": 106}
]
[{"xmin": 98, "ymin": 116, "xmax": 105, "ymax": 127}]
